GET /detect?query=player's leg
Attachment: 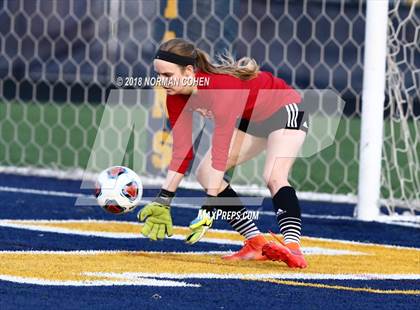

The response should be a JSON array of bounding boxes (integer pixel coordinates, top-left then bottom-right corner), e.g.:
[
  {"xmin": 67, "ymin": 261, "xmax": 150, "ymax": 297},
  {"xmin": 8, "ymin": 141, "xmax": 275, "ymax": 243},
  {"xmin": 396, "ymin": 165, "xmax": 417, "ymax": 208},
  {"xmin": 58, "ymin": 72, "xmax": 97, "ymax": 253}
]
[
  {"xmin": 195, "ymin": 128, "xmax": 269, "ymax": 259},
  {"xmin": 196, "ymin": 128, "xmax": 266, "ymax": 190},
  {"xmin": 261, "ymin": 128, "xmax": 308, "ymax": 268}
]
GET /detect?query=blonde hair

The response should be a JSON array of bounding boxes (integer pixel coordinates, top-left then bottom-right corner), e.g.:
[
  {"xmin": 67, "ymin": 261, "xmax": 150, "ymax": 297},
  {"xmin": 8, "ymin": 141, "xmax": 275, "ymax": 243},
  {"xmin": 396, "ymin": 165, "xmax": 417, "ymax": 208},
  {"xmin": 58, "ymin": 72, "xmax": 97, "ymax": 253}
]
[{"xmin": 158, "ymin": 38, "xmax": 260, "ymax": 80}]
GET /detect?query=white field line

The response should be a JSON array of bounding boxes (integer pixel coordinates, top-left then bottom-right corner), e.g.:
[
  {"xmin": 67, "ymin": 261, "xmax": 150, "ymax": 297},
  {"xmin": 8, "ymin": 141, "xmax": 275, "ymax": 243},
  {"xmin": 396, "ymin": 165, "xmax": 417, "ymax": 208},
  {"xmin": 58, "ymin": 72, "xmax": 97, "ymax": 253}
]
[
  {"xmin": 0, "ymin": 272, "xmax": 419, "ymax": 288},
  {"xmin": 0, "ymin": 186, "xmax": 88, "ymax": 198},
  {"xmin": 0, "ymin": 250, "xmax": 233, "ymax": 255},
  {"xmin": 0, "ymin": 249, "xmax": 363, "ymax": 256},
  {"xmin": 84, "ymin": 271, "xmax": 420, "ymax": 281},
  {"xmin": 0, "ymin": 274, "xmax": 200, "ymax": 287}
]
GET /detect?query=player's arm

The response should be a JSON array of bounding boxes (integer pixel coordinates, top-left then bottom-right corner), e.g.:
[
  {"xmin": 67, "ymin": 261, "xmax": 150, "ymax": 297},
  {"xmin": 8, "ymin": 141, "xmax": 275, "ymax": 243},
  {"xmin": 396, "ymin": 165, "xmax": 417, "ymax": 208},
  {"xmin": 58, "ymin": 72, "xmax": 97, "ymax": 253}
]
[
  {"xmin": 206, "ymin": 90, "xmax": 246, "ymax": 195},
  {"xmin": 138, "ymin": 95, "xmax": 194, "ymax": 240},
  {"xmin": 166, "ymin": 94, "xmax": 195, "ymax": 179}
]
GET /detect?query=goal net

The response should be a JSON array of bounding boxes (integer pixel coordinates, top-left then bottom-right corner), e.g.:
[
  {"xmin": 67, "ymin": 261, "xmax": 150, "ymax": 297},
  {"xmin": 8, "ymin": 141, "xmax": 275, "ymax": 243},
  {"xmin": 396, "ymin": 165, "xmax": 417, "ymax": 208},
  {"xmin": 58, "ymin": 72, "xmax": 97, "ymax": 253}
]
[{"xmin": 381, "ymin": 1, "xmax": 419, "ymax": 216}]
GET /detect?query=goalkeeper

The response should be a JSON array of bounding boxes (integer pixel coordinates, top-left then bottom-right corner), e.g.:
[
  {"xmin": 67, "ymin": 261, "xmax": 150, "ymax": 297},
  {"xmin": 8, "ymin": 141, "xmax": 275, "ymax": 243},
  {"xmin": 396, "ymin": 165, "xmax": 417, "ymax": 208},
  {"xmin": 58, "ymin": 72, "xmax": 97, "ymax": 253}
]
[{"xmin": 138, "ymin": 38, "xmax": 308, "ymax": 268}]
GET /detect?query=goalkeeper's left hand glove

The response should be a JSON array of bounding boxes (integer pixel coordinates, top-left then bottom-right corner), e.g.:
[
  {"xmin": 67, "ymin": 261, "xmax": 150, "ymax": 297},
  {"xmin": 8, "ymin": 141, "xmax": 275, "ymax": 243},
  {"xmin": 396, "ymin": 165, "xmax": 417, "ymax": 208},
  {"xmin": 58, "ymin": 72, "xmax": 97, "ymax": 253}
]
[
  {"xmin": 185, "ymin": 195, "xmax": 216, "ymax": 244},
  {"xmin": 137, "ymin": 189, "xmax": 174, "ymax": 241},
  {"xmin": 138, "ymin": 202, "xmax": 173, "ymax": 241}
]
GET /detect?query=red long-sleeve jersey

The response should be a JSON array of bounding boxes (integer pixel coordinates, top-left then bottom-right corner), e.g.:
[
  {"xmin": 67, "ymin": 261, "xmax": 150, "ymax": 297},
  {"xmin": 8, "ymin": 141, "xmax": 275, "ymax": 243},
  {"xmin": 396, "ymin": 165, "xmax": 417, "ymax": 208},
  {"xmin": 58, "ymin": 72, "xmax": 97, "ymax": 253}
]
[{"xmin": 166, "ymin": 70, "xmax": 301, "ymax": 174}]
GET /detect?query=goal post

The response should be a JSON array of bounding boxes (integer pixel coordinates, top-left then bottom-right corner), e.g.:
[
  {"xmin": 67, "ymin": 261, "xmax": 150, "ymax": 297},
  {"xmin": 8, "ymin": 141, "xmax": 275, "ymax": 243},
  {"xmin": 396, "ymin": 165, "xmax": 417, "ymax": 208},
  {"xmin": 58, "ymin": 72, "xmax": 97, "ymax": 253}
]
[{"xmin": 356, "ymin": 0, "xmax": 389, "ymax": 221}]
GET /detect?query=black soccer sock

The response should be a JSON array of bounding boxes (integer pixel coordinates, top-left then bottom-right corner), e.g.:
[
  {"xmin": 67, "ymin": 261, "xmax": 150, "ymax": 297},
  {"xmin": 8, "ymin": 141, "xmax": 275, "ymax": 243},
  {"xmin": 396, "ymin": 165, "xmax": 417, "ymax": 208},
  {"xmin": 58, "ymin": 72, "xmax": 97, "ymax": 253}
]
[
  {"xmin": 272, "ymin": 186, "xmax": 302, "ymax": 244},
  {"xmin": 217, "ymin": 185, "xmax": 261, "ymax": 240}
]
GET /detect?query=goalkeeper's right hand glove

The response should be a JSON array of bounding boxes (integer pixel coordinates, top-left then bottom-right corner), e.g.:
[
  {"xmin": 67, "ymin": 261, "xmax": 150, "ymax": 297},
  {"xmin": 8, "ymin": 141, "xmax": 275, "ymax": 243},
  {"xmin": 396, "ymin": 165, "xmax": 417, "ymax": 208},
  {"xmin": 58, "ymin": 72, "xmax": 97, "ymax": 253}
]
[
  {"xmin": 137, "ymin": 189, "xmax": 175, "ymax": 241},
  {"xmin": 185, "ymin": 195, "xmax": 216, "ymax": 244}
]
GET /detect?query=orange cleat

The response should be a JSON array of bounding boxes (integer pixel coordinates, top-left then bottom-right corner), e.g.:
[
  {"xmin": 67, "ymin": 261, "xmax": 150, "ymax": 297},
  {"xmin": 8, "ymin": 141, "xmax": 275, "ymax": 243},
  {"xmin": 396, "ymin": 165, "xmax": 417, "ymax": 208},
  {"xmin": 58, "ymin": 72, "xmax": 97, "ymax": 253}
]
[
  {"xmin": 261, "ymin": 232, "xmax": 308, "ymax": 268},
  {"xmin": 222, "ymin": 235, "xmax": 269, "ymax": 261}
]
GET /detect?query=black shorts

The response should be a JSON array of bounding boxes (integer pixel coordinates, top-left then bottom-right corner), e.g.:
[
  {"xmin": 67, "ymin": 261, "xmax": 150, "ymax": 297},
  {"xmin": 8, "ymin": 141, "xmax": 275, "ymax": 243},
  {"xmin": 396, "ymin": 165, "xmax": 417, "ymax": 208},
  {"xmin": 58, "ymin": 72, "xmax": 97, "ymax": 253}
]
[{"xmin": 236, "ymin": 103, "xmax": 309, "ymax": 138}]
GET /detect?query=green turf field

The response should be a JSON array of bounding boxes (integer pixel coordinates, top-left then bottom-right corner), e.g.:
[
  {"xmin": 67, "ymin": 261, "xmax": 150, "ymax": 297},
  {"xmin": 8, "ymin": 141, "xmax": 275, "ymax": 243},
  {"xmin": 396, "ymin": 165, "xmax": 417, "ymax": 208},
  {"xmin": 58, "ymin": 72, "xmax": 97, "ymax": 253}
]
[{"xmin": 0, "ymin": 101, "xmax": 413, "ymax": 197}]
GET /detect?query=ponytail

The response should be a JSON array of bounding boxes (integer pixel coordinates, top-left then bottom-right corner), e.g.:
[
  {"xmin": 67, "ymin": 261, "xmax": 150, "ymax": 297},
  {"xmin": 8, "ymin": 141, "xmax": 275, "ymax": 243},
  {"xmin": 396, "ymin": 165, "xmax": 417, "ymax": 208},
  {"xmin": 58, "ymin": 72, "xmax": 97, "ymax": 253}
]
[
  {"xmin": 195, "ymin": 48, "xmax": 260, "ymax": 80},
  {"xmin": 157, "ymin": 38, "xmax": 260, "ymax": 81}
]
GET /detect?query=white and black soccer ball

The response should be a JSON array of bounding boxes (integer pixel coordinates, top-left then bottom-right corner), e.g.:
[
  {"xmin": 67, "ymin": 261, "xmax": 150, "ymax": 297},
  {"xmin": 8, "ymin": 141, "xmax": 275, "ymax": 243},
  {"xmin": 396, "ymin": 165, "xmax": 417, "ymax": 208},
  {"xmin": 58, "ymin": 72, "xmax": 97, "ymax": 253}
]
[{"xmin": 95, "ymin": 166, "xmax": 143, "ymax": 214}]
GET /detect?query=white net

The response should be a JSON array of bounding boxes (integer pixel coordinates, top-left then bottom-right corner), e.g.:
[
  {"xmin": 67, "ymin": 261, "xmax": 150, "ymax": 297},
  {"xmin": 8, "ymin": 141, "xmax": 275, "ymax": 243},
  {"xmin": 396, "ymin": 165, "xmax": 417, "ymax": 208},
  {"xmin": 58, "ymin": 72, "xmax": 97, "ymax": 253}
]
[
  {"xmin": 0, "ymin": 0, "xmax": 418, "ymax": 215},
  {"xmin": 382, "ymin": 0, "xmax": 420, "ymax": 215}
]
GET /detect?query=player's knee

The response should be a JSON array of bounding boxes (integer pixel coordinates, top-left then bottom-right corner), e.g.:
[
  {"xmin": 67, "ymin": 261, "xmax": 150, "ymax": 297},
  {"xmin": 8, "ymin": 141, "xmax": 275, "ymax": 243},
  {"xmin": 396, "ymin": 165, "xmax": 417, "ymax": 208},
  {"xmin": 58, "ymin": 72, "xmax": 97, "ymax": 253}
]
[
  {"xmin": 267, "ymin": 178, "xmax": 290, "ymax": 194},
  {"xmin": 263, "ymin": 172, "xmax": 289, "ymax": 194},
  {"xmin": 226, "ymin": 151, "xmax": 239, "ymax": 170},
  {"xmin": 226, "ymin": 155, "xmax": 239, "ymax": 170}
]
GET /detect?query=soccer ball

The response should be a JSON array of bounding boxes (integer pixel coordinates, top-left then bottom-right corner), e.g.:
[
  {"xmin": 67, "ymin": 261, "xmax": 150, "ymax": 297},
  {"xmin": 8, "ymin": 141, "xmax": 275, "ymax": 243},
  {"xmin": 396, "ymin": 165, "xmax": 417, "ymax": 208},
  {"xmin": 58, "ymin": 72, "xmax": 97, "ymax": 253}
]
[{"xmin": 95, "ymin": 166, "xmax": 143, "ymax": 214}]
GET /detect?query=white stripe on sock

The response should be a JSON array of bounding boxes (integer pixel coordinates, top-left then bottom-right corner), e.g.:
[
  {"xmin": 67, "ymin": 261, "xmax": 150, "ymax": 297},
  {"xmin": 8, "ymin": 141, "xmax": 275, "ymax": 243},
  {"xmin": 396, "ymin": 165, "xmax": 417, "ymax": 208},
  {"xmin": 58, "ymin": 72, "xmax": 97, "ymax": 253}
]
[
  {"xmin": 292, "ymin": 103, "xmax": 299, "ymax": 127},
  {"xmin": 279, "ymin": 217, "xmax": 302, "ymax": 223},
  {"xmin": 279, "ymin": 224, "xmax": 301, "ymax": 231},
  {"xmin": 285, "ymin": 104, "xmax": 292, "ymax": 127}
]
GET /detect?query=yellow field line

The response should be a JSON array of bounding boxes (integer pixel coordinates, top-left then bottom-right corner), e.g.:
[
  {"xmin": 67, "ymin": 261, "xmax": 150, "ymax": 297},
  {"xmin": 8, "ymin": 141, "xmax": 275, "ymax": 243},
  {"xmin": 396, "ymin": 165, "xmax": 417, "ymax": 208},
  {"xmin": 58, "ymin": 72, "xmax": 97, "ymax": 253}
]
[{"xmin": 256, "ymin": 279, "xmax": 420, "ymax": 295}]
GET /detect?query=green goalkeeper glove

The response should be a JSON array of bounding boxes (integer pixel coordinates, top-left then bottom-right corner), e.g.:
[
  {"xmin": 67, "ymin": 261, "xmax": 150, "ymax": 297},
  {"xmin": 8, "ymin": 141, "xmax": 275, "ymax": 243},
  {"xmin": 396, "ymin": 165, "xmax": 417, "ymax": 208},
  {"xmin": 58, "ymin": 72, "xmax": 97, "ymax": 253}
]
[
  {"xmin": 137, "ymin": 189, "xmax": 174, "ymax": 241},
  {"xmin": 185, "ymin": 195, "xmax": 216, "ymax": 244}
]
